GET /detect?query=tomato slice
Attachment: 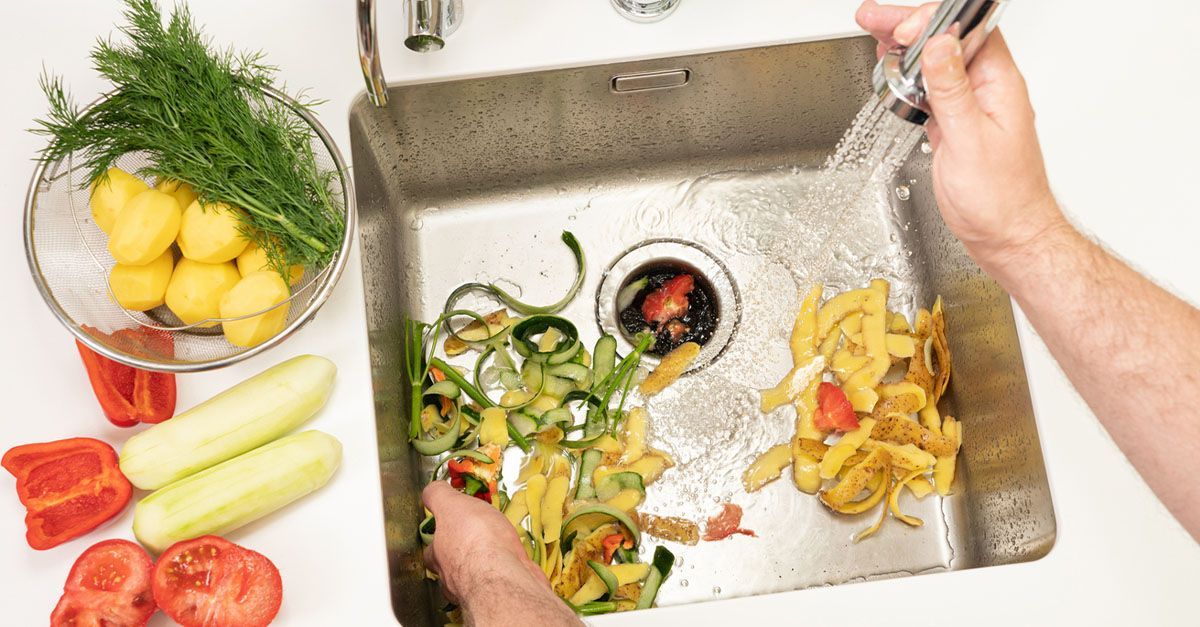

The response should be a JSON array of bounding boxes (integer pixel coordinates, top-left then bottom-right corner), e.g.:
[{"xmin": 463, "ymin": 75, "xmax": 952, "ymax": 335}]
[
  {"xmin": 641, "ymin": 274, "xmax": 695, "ymax": 329},
  {"xmin": 702, "ymin": 503, "xmax": 757, "ymax": 542},
  {"xmin": 152, "ymin": 536, "xmax": 283, "ymax": 627},
  {"xmin": 813, "ymin": 382, "xmax": 860, "ymax": 433},
  {"xmin": 51, "ymin": 539, "xmax": 157, "ymax": 627}
]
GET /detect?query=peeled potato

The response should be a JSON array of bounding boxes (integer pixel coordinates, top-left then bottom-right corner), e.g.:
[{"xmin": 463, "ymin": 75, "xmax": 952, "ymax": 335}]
[
  {"xmin": 177, "ymin": 201, "xmax": 249, "ymax": 263},
  {"xmin": 219, "ymin": 271, "xmax": 291, "ymax": 347},
  {"xmin": 235, "ymin": 240, "xmax": 304, "ymax": 285},
  {"xmin": 164, "ymin": 258, "xmax": 241, "ymax": 326},
  {"xmin": 154, "ymin": 178, "xmax": 198, "ymax": 211},
  {"xmin": 109, "ymin": 249, "xmax": 174, "ymax": 311},
  {"xmin": 108, "ymin": 189, "xmax": 182, "ymax": 266},
  {"xmin": 90, "ymin": 168, "xmax": 149, "ymax": 234}
]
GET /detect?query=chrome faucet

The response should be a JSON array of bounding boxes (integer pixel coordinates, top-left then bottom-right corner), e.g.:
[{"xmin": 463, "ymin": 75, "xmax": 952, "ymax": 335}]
[
  {"xmin": 357, "ymin": 0, "xmax": 463, "ymax": 107},
  {"xmin": 873, "ymin": 0, "xmax": 1008, "ymax": 125}
]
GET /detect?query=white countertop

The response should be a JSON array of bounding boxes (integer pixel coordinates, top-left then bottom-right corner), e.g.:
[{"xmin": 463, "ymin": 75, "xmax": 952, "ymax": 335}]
[{"xmin": 2, "ymin": 1, "xmax": 1198, "ymax": 625}]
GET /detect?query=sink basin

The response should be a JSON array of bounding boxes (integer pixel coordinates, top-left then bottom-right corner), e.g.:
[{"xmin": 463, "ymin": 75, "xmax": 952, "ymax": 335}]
[{"xmin": 349, "ymin": 34, "xmax": 1056, "ymax": 625}]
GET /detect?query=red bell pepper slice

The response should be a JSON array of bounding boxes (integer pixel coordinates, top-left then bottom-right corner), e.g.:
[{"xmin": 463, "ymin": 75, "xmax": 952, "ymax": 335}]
[
  {"xmin": 76, "ymin": 328, "xmax": 176, "ymax": 427},
  {"xmin": 2, "ymin": 438, "xmax": 133, "ymax": 550},
  {"xmin": 641, "ymin": 274, "xmax": 695, "ymax": 330},
  {"xmin": 813, "ymin": 382, "xmax": 860, "ymax": 433},
  {"xmin": 446, "ymin": 458, "xmax": 495, "ymax": 503},
  {"xmin": 601, "ymin": 532, "xmax": 634, "ymax": 563}
]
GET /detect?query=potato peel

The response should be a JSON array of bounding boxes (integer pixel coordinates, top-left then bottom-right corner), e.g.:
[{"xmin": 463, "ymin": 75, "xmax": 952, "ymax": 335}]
[{"xmin": 889, "ymin": 467, "xmax": 926, "ymax": 527}]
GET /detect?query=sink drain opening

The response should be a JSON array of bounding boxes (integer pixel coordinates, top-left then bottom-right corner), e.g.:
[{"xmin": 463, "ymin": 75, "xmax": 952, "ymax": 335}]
[{"xmin": 596, "ymin": 239, "xmax": 740, "ymax": 374}]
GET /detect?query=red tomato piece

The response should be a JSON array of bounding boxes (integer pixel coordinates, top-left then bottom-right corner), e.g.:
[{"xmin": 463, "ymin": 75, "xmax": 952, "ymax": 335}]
[
  {"xmin": 51, "ymin": 539, "xmax": 157, "ymax": 626},
  {"xmin": 152, "ymin": 536, "xmax": 283, "ymax": 627},
  {"xmin": 2, "ymin": 438, "xmax": 133, "ymax": 550},
  {"xmin": 813, "ymin": 382, "xmax": 860, "ymax": 433},
  {"xmin": 76, "ymin": 327, "xmax": 176, "ymax": 427},
  {"xmin": 641, "ymin": 274, "xmax": 695, "ymax": 329},
  {"xmin": 702, "ymin": 503, "xmax": 756, "ymax": 542}
]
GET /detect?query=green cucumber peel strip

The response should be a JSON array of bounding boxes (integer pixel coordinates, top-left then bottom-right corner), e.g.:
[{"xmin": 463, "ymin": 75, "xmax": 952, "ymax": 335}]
[
  {"xmin": 575, "ymin": 449, "xmax": 602, "ymax": 500},
  {"xmin": 419, "ymin": 513, "xmax": 436, "ymax": 546},
  {"xmin": 615, "ymin": 547, "xmax": 639, "ymax": 564},
  {"xmin": 548, "ymin": 362, "xmax": 590, "ymax": 382},
  {"xmin": 596, "ymin": 471, "xmax": 645, "ymax": 501},
  {"xmin": 635, "ymin": 546, "xmax": 676, "ymax": 610},
  {"xmin": 576, "ymin": 601, "xmax": 617, "ymax": 616},
  {"xmin": 587, "ymin": 560, "xmax": 619, "ymax": 598},
  {"xmin": 512, "ymin": 315, "xmax": 581, "ymax": 364},
  {"xmin": 561, "ymin": 504, "xmax": 640, "ymax": 547},
  {"xmin": 425, "ymin": 380, "xmax": 460, "ymax": 399},
  {"xmin": 429, "ymin": 357, "xmax": 530, "ymax": 453},
  {"xmin": 412, "ymin": 408, "xmax": 461, "ymax": 456},
  {"xmin": 540, "ymin": 407, "xmax": 573, "ymax": 426},
  {"xmin": 590, "ymin": 335, "xmax": 617, "ymax": 393},
  {"xmin": 431, "ymin": 448, "xmax": 495, "ymax": 480},
  {"xmin": 442, "ymin": 231, "xmax": 585, "ymax": 316},
  {"xmin": 615, "ymin": 276, "xmax": 649, "ymax": 313}
]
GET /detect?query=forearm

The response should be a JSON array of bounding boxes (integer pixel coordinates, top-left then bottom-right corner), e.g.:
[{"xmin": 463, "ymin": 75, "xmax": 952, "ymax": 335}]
[
  {"xmin": 458, "ymin": 561, "xmax": 580, "ymax": 627},
  {"xmin": 981, "ymin": 204, "xmax": 1200, "ymax": 539}
]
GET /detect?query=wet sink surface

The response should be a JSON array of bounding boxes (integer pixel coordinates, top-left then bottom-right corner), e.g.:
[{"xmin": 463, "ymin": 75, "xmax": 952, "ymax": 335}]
[{"xmin": 350, "ymin": 34, "xmax": 1055, "ymax": 624}]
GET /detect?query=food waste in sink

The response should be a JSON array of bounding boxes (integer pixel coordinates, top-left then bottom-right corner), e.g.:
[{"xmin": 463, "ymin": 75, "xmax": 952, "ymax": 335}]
[
  {"xmin": 744, "ymin": 279, "xmax": 959, "ymax": 540},
  {"xmin": 405, "ymin": 227, "xmax": 961, "ymax": 617}
]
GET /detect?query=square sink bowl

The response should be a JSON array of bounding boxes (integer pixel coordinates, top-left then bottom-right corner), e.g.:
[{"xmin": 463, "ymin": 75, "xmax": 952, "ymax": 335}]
[{"xmin": 350, "ymin": 34, "xmax": 1056, "ymax": 625}]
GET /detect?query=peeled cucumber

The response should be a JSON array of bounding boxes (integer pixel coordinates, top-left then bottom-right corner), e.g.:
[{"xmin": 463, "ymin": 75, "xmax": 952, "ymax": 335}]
[
  {"xmin": 134, "ymin": 430, "xmax": 342, "ymax": 553},
  {"xmin": 120, "ymin": 354, "xmax": 336, "ymax": 490}
]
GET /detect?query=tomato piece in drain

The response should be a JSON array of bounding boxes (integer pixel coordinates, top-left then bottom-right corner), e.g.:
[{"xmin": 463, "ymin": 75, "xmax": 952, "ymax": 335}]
[
  {"xmin": 152, "ymin": 535, "xmax": 283, "ymax": 627},
  {"xmin": 618, "ymin": 264, "xmax": 719, "ymax": 356}
]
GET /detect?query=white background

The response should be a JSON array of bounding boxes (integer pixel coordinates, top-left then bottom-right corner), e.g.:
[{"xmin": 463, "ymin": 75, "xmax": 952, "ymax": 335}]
[{"xmin": 1, "ymin": 1, "xmax": 1198, "ymax": 625}]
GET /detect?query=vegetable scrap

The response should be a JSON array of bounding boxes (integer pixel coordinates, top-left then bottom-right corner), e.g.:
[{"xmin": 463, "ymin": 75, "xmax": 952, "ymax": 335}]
[
  {"xmin": 744, "ymin": 280, "xmax": 960, "ymax": 541},
  {"xmin": 618, "ymin": 263, "xmax": 719, "ymax": 356},
  {"xmin": 2, "ymin": 438, "xmax": 132, "ymax": 550},
  {"xmin": 702, "ymin": 503, "xmax": 756, "ymax": 542},
  {"xmin": 407, "ymin": 232, "xmax": 689, "ymax": 617}
]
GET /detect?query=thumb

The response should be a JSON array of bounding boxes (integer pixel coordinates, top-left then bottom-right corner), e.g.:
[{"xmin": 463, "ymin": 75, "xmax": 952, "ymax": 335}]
[{"xmin": 921, "ymin": 34, "xmax": 984, "ymax": 141}]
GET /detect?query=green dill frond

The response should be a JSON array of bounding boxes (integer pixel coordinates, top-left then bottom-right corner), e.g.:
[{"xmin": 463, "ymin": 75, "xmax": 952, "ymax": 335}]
[{"xmin": 30, "ymin": 0, "xmax": 345, "ymax": 274}]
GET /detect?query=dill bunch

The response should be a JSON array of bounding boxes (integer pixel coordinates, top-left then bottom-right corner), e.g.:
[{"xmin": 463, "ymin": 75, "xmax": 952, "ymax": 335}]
[{"xmin": 33, "ymin": 0, "xmax": 345, "ymax": 275}]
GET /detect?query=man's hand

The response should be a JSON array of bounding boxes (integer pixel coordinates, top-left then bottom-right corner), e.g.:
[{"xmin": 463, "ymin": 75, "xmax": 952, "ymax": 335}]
[
  {"xmin": 856, "ymin": 1, "xmax": 1064, "ymax": 275},
  {"xmin": 422, "ymin": 482, "xmax": 581, "ymax": 626},
  {"xmin": 857, "ymin": 1, "xmax": 1200, "ymax": 541}
]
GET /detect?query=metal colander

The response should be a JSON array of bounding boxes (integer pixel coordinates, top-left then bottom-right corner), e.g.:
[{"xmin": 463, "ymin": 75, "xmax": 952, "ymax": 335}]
[{"xmin": 23, "ymin": 88, "xmax": 356, "ymax": 372}]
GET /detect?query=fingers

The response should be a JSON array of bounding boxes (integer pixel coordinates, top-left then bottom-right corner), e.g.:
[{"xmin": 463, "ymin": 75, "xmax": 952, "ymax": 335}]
[
  {"xmin": 921, "ymin": 34, "xmax": 986, "ymax": 143},
  {"xmin": 960, "ymin": 30, "xmax": 1032, "ymax": 127},
  {"xmin": 421, "ymin": 480, "xmax": 459, "ymax": 516},
  {"xmin": 894, "ymin": 3, "xmax": 940, "ymax": 46},
  {"xmin": 855, "ymin": 0, "xmax": 916, "ymax": 48}
]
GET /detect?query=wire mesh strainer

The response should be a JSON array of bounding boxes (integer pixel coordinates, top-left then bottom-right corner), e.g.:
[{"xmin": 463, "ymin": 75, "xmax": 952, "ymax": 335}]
[{"xmin": 23, "ymin": 88, "xmax": 356, "ymax": 372}]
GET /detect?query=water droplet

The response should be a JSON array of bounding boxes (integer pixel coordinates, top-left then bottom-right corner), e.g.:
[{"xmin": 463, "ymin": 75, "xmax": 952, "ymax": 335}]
[
  {"xmin": 409, "ymin": 215, "xmax": 423, "ymax": 230},
  {"xmin": 712, "ymin": 586, "xmax": 722, "ymax": 595},
  {"xmin": 679, "ymin": 579, "xmax": 689, "ymax": 588},
  {"xmin": 920, "ymin": 141, "xmax": 932, "ymax": 154},
  {"xmin": 895, "ymin": 185, "xmax": 911, "ymax": 201}
]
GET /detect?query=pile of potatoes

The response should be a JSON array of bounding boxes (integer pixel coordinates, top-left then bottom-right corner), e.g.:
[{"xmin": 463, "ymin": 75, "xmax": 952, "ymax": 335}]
[{"xmin": 92, "ymin": 167, "xmax": 304, "ymax": 348}]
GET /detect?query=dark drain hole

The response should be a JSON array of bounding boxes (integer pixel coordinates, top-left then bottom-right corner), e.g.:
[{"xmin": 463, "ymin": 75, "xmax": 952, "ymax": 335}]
[{"xmin": 616, "ymin": 260, "xmax": 720, "ymax": 357}]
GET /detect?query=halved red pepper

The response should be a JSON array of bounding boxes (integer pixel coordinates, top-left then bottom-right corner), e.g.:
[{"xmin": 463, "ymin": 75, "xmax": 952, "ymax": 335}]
[
  {"xmin": 814, "ymin": 382, "xmax": 860, "ymax": 433},
  {"xmin": 2, "ymin": 438, "xmax": 133, "ymax": 550},
  {"xmin": 76, "ymin": 328, "xmax": 176, "ymax": 427}
]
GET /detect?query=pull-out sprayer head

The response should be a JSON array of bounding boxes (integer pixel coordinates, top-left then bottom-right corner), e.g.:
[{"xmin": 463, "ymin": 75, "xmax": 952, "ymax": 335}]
[{"xmin": 872, "ymin": 0, "xmax": 1008, "ymax": 125}]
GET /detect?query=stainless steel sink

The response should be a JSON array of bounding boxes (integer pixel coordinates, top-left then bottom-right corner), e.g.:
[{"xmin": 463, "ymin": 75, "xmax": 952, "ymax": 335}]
[{"xmin": 350, "ymin": 34, "xmax": 1056, "ymax": 625}]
